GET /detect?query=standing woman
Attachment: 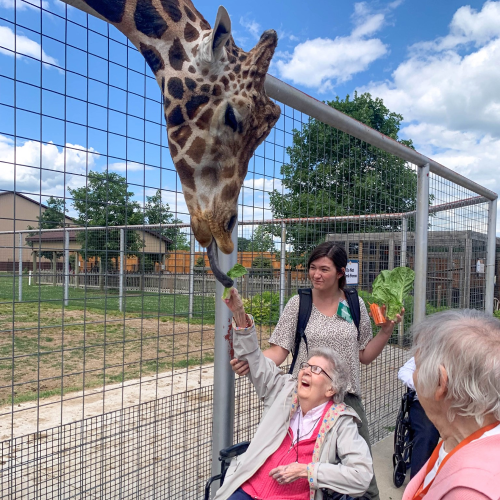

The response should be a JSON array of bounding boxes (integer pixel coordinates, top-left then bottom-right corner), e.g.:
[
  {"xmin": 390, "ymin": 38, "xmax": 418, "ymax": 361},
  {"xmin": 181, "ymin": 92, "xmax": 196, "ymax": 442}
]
[{"xmin": 231, "ymin": 241, "xmax": 403, "ymax": 500}]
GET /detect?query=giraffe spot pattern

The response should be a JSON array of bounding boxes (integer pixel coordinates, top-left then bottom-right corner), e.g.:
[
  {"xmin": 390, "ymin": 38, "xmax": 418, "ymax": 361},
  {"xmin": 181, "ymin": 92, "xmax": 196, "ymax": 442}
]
[
  {"xmin": 199, "ymin": 18, "xmax": 210, "ymax": 31},
  {"xmin": 85, "ymin": 0, "xmax": 126, "ymax": 23},
  {"xmin": 212, "ymin": 85, "xmax": 222, "ymax": 97},
  {"xmin": 170, "ymin": 124, "xmax": 192, "ymax": 148},
  {"xmin": 239, "ymin": 54, "xmax": 247, "ymax": 62},
  {"xmin": 220, "ymin": 165, "xmax": 234, "ymax": 179},
  {"xmin": 134, "ymin": 0, "xmax": 168, "ymax": 39},
  {"xmin": 195, "ymin": 108, "xmax": 213, "ymax": 130},
  {"xmin": 188, "ymin": 65, "xmax": 196, "ymax": 74},
  {"xmin": 186, "ymin": 137, "xmax": 206, "ymax": 164},
  {"xmin": 209, "ymin": 74, "xmax": 217, "ymax": 83},
  {"xmin": 191, "ymin": 44, "xmax": 199, "ymax": 57},
  {"xmin": 201, "ymin": 166, "xmax": 218, "ymax": 185},
  {"xmin": 184, "ymin": 22, "xmax": 199, "ymax": 42},
  {"xmin": 140, "ymin": 43, "xmax": 164, "ymax": 74},
  {"xmin": 184, "ymin": 77, "xmax": 197, "ymax": 91},
  {"xmin": 233, "ymin": 64, "xmax": 241, "ymax": 74},
  {"xmin": 220, "ymin": 181, "xmax": 239, "ymax": 202},
  {"xmin": 175, "ymin": 158, "xmax": 196, "ymax": 191},
  {"xmin": 167, "ymin": 105, "xmax": 185, "ymax": 127},
  {"xmin": 202, "ymin": 68, "xmax": 209, "ymax": 76},
  {"xmin": 163, "ymin": 96, "xmax": 171, "ymax": 111},
  {"xmin": 184, "ymin": 5, "xmax": 196, "ymax": 22},
  {"xmin": 200, "ymin": 84, "xmax": 210, "ymax": 93},
  {"xmin": 159, "ymin": 0, "xmax": 182, "ymax": 23},
  {"xmin": 185, "ymin": 95, "xmax": 209, "ymax": 120},
  {"xmin": 167, "ymin": 77, "xmax": 184, "ymax": 99},
  {"xmin": 161, "ymin": 77, "xmax": 165, "ymax": 93},
  {"xmin": 220, "ymin": 76, "xmax": 229, "ymax": 91},
  {"xmin": 168, "ymin": 38, "xmax": 189, "ymax": 71},
  {"xmin": 168, "ymin": 140, "xmax": 178, "ymax": 157}
]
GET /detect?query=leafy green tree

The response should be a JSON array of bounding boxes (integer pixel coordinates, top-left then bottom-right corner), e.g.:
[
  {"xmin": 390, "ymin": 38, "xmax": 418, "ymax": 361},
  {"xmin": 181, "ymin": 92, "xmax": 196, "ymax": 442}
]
[
  {"xmin": 194, "ymin": 255, "xmax": 207, "ymax": 274},
  {"xmin": 248, "ymin": 225, "xmax": 276, "ymax": 253},
  {"xmin": 68, "ymin": 171, "xmax": 143, "ymax": 271},
  {"xmin": 238, "ymin": 237, "xmax": 251, "ymax": 252},
  {"xmin": 250, "ymin": 255, "xmax": 273, "ymax": 276},
  {"xmin": 269, "ymin": 92, "xmax": 418, "ymax": 268},
  {"xmin": 27, "ymin": 196, "xmax": 67, "ymax": 262},
  {"xmin": 144, "ymin": 189, "xmax": 189, "ymax": 251}
]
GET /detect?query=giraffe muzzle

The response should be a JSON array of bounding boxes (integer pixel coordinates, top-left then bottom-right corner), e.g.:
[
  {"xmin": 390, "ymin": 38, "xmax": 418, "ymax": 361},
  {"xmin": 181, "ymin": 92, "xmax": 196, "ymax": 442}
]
[{"xmin": 206, "ymin": 239, "xmax": 234, "ymax": 289}]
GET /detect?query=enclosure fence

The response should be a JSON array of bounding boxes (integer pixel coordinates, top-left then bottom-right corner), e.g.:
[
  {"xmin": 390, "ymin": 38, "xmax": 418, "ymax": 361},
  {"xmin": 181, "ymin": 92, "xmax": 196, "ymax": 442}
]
[{"xmin": 0, "ymin": 0, "xmax": 498, "ymax": 499}]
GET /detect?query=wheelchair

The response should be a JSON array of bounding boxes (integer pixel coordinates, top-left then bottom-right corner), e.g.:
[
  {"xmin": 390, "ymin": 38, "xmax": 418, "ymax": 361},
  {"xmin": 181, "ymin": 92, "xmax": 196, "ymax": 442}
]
[
  {"xmin": 392, "ymin": 388, "xmax": 415, "ymax": 488},
  {"xmin": 205, "ymin": 441, "xmax": 361, "ymax": 500}
]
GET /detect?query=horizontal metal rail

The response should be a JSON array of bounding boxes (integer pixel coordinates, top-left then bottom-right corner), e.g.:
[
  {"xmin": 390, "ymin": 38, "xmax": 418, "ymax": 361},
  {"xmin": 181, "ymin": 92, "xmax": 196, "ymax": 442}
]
[{"xmin": 0, "ymin": 195, "xmax": 487, "ymax": 235}]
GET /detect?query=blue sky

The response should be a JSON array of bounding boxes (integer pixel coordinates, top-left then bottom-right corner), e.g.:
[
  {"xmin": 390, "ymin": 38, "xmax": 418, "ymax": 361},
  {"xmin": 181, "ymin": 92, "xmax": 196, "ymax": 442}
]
[{"xmin": 0, "ymin": 0, "xmax": 499, "ymax": 234}]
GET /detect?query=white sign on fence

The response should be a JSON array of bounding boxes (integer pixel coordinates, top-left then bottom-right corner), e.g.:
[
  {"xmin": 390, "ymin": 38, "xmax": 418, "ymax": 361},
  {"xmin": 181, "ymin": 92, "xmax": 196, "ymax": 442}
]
[{"xmin": 345, "ymin": 260, "xmax": 359, "ymax": 286}]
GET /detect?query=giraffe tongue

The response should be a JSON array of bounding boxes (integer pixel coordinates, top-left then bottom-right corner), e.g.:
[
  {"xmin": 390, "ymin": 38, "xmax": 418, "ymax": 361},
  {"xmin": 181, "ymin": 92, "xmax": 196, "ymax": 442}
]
[{"xmin": 206, "ymin": 240, "xmax": 234, "ymax": 289}]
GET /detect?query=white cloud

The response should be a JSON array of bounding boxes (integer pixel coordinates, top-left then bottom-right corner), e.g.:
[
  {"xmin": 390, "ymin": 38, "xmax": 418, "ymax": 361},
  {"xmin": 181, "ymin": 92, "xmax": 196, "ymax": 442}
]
[
  {"xmin": 274, "ymin": 2, "xmax": 391, "ymax": 92},
  {"xmin": 0, "ymin": 135, "xmax": 98, "ymax": 195},
  {"xmin": 359, "ymin": 2, "xmax": 500, "ymax": 233},
  {"xmin": 107, "ymin": 161, "xmax": 152, "ymax": 173},
  {"xmin": 0, "ymin": 25, "xmax": 58, "ymax": 66},
  {"xmin": 411, "ymin": 1, "xmax": 500, "ymax": 52},
  {"xmin": 239, "ymin": 16, "xmax": 261, "ymax": 40}
]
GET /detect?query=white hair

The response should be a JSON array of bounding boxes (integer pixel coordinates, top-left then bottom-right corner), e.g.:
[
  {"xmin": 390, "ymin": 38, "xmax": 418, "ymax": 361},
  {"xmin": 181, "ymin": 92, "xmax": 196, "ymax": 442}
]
[
  {"xmin": 308, "ymin": 347, "xmax": 349, "ymax": 404},
  {"xmin": 411, "ymin": 309, "xmax": 500, "ymax": 425}
]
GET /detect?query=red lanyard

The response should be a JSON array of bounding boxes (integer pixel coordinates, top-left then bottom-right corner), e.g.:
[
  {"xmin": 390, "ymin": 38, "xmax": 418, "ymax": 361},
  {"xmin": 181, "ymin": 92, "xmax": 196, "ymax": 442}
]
[{"xmin": 413, "ymin": 421, "xmax": 500, "ymax": 499}]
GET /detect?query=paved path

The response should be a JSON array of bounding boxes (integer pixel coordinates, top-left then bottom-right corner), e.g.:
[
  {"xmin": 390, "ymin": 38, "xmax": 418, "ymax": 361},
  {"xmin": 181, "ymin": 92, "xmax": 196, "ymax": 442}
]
[{"xmin": 372, "ymin": 433, "xmax": 410, "ymax": 500}]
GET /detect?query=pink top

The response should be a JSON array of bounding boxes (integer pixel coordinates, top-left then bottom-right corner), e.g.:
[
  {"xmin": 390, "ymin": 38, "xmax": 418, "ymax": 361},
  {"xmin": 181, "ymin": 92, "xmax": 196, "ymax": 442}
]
[
  {"xmin": 402, "ymin": 434, "xmax": 500, "ymax": 500},
  {"xmin": 242, "ymin": 401, "xmax": 333, "ymax": 500}
]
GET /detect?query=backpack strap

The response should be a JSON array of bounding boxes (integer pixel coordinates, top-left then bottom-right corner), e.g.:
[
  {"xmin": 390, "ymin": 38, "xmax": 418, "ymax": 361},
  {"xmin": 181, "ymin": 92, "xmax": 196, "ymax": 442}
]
[
  {"xmin": 343, "ymin": 288, "xmax": 361, "ymax": 341},
  {"xmin": 288, "ymin": 288, "xmax": 312, "ymax": 374}
]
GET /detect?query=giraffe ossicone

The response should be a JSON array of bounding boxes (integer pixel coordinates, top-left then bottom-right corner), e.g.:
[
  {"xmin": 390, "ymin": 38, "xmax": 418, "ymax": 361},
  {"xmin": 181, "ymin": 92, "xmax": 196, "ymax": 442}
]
[{"xmin": 75, "ymin": 0, "xmax": 281, "ymax": 286}]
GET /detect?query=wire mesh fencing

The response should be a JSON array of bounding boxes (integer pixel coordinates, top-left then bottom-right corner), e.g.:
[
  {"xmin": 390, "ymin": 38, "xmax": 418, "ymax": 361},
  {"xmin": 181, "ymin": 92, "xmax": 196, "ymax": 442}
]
[{"xmin": 0, "ymin": 0, "xmax": 497, "ymax": 499}]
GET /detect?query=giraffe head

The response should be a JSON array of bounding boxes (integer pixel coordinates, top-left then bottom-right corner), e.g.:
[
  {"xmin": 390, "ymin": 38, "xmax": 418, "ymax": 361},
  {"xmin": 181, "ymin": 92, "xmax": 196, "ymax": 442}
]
[
  {"xmin": 74, "ymin": 0, "xmax": 281, "ymax": 285},
  {"xmin": 158, "ymin": 7, "xmax": 280, "ymax": 269}
]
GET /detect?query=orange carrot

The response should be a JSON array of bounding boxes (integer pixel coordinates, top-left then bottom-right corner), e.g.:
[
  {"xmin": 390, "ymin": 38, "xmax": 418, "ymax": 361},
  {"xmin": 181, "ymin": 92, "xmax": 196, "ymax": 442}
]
[{"xmin": 369, "ymin": 303, "xmax": 386, "ymax": 326}]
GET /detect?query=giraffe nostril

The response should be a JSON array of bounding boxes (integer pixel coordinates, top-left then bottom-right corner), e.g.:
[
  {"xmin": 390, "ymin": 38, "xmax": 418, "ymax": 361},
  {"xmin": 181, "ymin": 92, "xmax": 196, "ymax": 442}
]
[{"xmin": 227, "ymin": 215, "xmax": 237, "ymax": 232}]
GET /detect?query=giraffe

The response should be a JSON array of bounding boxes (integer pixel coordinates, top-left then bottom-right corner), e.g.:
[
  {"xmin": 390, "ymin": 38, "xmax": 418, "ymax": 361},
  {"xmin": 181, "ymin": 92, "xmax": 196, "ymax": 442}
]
[{"xmin": 67, "ymin": 0, "xmax": 281, "ymax": 286}]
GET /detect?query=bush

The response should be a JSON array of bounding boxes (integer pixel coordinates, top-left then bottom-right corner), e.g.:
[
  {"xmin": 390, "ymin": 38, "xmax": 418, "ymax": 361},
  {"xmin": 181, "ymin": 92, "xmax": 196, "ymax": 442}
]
[
  {"xmin": 494, "ymin": 309, "xmax": 500, "ymax": 320},
  {"xmin": 243, "ymin": 291, "xmax": 290, "ymax": 325}
]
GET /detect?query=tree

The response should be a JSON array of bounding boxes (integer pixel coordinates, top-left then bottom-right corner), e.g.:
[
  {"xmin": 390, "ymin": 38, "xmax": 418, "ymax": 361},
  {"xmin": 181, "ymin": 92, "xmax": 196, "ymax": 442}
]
[
  {"xmin": 238, "ymin": 237, "xmax": 251, "ymax": 252},
  {"xmin": 248, "ymin": 225, "xmax": 276, "ymax": 253},
  {"xmin": 68, "ymin": 171, "xmax": 143, "ymax": 271},
  {"xmin": 144, "ymin": 190, "xmax": 189, "ymax": 251},
  {"xmin": 27, "ymin": 196, "xmax": 67, "ymax": 263},
  {"xmin": 269, "ymin": 92, "xmax": 418, "ymax": 268},
  {"xmin": 250, "ymin": 255, "xmax": 273, "ymax": 276}
]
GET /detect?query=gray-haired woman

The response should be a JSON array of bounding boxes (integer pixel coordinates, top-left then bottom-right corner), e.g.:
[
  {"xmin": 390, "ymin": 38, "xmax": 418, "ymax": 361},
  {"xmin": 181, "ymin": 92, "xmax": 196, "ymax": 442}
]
[
  {"xmin": 216, "ymin": 289, "xmax": 373, "ymax": 500},
  {"xmin": 403, "ymin": 309, "xmax": 500, "ymax": 500}
]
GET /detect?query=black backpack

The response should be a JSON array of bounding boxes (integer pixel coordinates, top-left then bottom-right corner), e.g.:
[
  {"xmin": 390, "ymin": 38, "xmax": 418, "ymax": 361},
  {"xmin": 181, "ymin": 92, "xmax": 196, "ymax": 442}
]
[{"xmin": 288, "ymin": 288, "xmax": 361, "ymax": 374}]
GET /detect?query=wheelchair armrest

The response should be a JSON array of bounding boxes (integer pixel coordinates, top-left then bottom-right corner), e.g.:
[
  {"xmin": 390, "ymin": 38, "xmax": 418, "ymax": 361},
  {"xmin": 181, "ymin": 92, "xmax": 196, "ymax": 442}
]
[{"xmin": 219, "ymin": 441, "xmax": 250, "ymax": 461}]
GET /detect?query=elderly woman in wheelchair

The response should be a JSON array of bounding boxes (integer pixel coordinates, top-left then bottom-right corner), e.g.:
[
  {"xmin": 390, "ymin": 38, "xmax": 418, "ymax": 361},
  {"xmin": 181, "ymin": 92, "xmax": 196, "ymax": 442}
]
[{"xmin": 215, "ymin": 289, "xmax": 373, "ymax": 500}]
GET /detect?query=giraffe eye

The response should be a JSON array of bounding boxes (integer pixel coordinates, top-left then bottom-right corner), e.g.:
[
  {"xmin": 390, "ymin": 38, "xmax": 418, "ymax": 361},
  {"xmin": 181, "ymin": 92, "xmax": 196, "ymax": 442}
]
[
  {"xmin": 224, "ymin": 104, "xmax": 238, "ymax": 132},
  {"xmin": 226, "ymin": 215, "xmax": 237, "ymax": 232}
]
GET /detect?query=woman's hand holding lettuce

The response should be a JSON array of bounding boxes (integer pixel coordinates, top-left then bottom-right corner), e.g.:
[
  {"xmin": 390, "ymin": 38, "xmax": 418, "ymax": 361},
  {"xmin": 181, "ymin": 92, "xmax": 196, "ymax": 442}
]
[
  {"xmin": 221, "ymin": 264, "xmax": 248, "ymax": 300},
  {"xmin": 372, "ymin": 267, "xmax": 415, "ymax": 321}
]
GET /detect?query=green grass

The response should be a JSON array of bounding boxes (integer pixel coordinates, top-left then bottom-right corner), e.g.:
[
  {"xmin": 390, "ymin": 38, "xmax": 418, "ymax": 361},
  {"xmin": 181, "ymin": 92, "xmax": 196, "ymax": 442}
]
[{"xmin": 0, "ymin": 275, "xmax": 215, "ymax": 324}]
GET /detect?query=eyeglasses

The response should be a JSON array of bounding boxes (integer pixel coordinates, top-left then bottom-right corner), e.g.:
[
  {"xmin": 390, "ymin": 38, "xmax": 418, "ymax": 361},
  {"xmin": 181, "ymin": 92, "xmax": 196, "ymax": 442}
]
[{"xmin": 299, "ymin": 362, "xmax": 333, "ymax": 381}]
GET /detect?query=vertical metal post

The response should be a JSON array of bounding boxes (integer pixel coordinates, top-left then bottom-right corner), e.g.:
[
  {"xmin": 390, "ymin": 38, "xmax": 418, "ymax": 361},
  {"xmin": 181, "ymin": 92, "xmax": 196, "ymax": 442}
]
[
  {"xmin": 64, "ymin": 229, "xmax": 69, "ymax": 306},
  {"xmin": 119, "ymin": 229, "xmax": 124, "ymax": 313},
  {"xmin": 413, "ymin": 164, "xmax": 430, "ymax": 325},
  {"xmin": 388, "ymin": 236, "xmax": 395, "ymax": 271},
  {"xmin": 18, "ymin": 232, "xmax": 23, "ymax": 302},
  {"xmin": 75, "ymin": 251, "xmax": 79, "ymax": 287},
  {"xmin": 279, "ymin": 222, "xmax": 286, "ymax": 314},
  {"xmin": 485, "ymin": 197, "xmax": 497, "ymax": 314},
  {"xmin": 401, "ymin": 217, "xmax": 408, "ymax": 268},
  {"xmin": 189, "ymin": 232, "xmax": 195, "ymax": 319},
  {"xmin": 464, "ymin": 234, "xmax": 472, "ymax": 309},
  {"xmin": 211, "ymin": 222, "xmax": 237, "ymax": 494}
]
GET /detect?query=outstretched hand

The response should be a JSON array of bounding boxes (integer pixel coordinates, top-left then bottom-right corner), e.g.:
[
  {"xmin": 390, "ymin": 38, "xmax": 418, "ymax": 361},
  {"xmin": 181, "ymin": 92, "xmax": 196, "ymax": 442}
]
[
  {"xmin": 223, "ymin": 288, "xmax": 248, "ymax": 329},
  {"xmin": 379, "ymin": 305, "xmax": 404, "ymax": 335}
]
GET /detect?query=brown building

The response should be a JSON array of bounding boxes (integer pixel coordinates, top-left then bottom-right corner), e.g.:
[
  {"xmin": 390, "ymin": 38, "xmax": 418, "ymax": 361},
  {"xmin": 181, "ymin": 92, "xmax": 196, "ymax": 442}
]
[{"xmin": 0, "ymin": 192, "xmax": 75, "ymax": 271}]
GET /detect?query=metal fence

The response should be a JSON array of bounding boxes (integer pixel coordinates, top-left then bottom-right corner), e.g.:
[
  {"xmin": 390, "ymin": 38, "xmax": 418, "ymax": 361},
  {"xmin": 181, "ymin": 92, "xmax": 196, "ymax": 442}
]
[{"xmin": 0, "ymin": 1, "xmax": 498, "ymax": 499}]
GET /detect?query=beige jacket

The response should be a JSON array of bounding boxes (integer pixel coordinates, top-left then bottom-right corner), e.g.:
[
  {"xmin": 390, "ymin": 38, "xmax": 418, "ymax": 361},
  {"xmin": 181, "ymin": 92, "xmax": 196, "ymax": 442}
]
[{"xmin": 214, "ymin": 324, "xmax": 373, "ymax": 500}]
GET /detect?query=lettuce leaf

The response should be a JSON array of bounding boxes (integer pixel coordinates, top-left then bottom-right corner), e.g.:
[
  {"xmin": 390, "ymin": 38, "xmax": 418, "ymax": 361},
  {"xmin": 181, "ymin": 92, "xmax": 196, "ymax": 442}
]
[
  {"xmin": 372, "ymin": 267, "xmax": 415, "ymax": 320},
  {"xmin": 222, "ymin": 264, "xmax": 248, "ymax": 300}
]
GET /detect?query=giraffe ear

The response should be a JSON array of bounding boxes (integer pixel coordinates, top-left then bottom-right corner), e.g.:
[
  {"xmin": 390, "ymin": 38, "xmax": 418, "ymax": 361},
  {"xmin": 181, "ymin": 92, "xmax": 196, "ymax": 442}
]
[
  {"xmin": 212, "ymin": 6, "xmax": 231, "ymax": 53},
  {"xmin": 199, "ymin": 6, "xmax": 231, "ymax": 63}
]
